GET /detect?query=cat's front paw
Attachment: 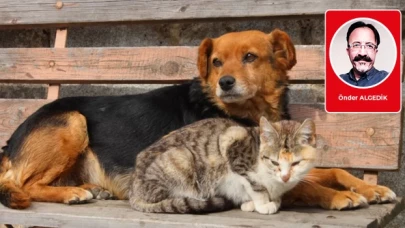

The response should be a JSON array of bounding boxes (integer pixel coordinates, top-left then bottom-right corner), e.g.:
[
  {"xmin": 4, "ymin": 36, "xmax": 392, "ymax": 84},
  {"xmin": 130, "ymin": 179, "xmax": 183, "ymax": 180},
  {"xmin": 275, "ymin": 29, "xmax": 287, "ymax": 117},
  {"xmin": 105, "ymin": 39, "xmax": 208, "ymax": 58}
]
[
  {"xmin": 329, "ymin": 191, "xmax": 368, "ymax": 210},
  {"xmin": 353, "ymin": 185, "xmax": 396, "ymax": 204},
  {"xmin": 255, "ymin": 202, "xmax": 279, "ymax": 214},
  {"xmin": 241, "ymin": 201, "xmax": 255, "ymax": 212}
]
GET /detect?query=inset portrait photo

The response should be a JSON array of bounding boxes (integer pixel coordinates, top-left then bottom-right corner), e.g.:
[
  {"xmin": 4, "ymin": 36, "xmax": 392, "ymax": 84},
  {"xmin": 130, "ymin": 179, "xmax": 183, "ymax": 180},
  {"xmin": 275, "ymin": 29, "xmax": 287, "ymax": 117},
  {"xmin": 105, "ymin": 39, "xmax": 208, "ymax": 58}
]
[{"xmin": 329, "ymin": 18, "xmax": 396, "ymax": 89}]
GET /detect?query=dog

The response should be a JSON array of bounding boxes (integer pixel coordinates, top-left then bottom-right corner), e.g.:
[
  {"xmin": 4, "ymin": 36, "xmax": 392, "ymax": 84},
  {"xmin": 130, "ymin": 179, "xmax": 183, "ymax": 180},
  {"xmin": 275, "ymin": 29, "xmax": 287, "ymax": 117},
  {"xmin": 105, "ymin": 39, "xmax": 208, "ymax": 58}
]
[{"xmin": 0, "ymin": 29, "xmax": 395, "ymax": 210}]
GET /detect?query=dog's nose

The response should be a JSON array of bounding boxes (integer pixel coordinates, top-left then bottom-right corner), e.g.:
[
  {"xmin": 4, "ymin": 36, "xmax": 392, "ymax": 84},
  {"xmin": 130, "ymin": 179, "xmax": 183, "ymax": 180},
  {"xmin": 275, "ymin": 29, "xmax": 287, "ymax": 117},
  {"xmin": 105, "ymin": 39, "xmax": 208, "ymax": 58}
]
[{"xmin": 219, "ymin": 76, "xmax": 235, "ymax": 91}]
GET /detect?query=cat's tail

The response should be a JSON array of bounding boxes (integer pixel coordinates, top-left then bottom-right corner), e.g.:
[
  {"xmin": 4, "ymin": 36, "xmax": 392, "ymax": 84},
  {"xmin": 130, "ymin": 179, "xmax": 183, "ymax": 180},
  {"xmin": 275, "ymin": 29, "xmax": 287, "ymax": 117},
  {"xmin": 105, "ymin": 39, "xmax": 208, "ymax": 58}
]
[
  {"xmin": 0, "ymin": 154, "xmax": 31, "ymax": 209},
  {"xmin": 130, "ymin": 197, "xmax": 235, "ymax": 214}
]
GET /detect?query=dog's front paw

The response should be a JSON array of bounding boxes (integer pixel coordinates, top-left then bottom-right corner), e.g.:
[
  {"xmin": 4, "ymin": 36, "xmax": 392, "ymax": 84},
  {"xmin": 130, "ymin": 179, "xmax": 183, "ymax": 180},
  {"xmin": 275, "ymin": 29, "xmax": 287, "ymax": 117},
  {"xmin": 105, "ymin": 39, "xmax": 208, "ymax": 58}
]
[
  {"xmin": 241, "ymin": 201, "xmax": 255, "ymax": 212},
  {"xmin": 80, "ymin": 184, "xmax": 116, "ymax": 200},
  {"xmin": 255, "ymin": 202, "xmax": 279, "ymax": 214},
  {"xmin": 64, "ymin": 188, "xmax": 93, "ymax": 205},
  {"xmin": 354, "ymin": 185, "xmax": 396, "ymax": 204},
  {"xmin": 328, "ymin": 191, "xmax": 368, "ymax": 210},
  {"xmin": 90, "ymin": 187, "xmax": 115, "ymax": 200}
]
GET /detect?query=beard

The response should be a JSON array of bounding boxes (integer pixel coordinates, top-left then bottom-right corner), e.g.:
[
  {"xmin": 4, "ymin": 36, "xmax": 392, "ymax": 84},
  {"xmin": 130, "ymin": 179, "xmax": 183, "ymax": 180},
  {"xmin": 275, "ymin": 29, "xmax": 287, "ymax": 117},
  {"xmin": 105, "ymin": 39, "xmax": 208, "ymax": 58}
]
[
  {"xmin": 354, "ymin": 62, "xmax": 372, "ymax": 73},
  {"xmin": 352, "ymin": 55, "xmax": 373, "ymax": 73}
]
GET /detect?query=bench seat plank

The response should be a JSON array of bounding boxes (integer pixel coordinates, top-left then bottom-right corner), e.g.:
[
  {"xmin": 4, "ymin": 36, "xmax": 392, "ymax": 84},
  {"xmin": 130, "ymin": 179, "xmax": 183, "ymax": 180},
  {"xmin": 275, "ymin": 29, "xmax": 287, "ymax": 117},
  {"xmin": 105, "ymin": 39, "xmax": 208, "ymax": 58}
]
[
  {"xmin": 0, "ymin": 46, "xmax": 324, "ymax": 83},
  {"xmin": 0, "ymin": 198, "xmax": 403, "ymax": 228},
  {"xmin": 0, "ymin": 99, "xmax": 401, "ymax": 170}
]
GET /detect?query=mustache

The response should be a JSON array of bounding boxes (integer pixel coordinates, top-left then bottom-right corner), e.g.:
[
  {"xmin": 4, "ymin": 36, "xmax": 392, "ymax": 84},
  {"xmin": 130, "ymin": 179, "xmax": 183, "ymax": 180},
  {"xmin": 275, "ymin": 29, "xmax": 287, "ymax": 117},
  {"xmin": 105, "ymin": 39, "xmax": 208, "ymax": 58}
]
[{"xmin": 353, "ymin": 55, "xmax": 372, "ymax": 62}]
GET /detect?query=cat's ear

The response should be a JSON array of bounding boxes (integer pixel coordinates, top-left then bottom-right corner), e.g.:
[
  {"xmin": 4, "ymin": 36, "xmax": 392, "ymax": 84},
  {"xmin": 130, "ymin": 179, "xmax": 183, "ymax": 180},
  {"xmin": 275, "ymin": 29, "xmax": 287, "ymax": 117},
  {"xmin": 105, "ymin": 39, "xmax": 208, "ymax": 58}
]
[
  {"xmin": 294, "ymin": 118, "xmax": 316, "ymax": 146},
  {"xmin": 260, "ymin": 116, "xmax": 278, "ymax": 144}
]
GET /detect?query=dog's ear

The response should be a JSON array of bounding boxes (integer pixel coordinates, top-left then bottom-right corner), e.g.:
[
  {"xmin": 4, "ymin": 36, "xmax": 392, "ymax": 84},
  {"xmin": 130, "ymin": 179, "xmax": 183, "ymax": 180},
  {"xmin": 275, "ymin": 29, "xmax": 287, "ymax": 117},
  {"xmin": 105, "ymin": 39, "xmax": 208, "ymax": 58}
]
[
  {"xmin": 197, "ymin": 38, "xmax": 213, "ymax": 78},
  {"xmin": 268, "ymin": 29, "xmax": 297, "ymax": 70}
]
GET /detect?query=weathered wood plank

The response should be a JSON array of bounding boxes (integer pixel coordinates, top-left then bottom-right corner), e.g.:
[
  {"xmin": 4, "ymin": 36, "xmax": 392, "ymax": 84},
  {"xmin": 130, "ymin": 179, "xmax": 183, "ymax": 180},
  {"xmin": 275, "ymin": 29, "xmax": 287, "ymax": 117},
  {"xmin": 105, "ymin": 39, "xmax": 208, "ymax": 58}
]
[
  {"xmin": 0, "ymin": 46, "xmax": 323, "ymax": 83},
  {"xmin": 0, "ymin": 198, "xmax": 403, "ymax": 228},
  {"xmin": 0, "ymin": 99, "xmax": 49, "ymax": 147},
  {"xmin": 364, "ymin": 171, "xmax": 379, "ymax": 185},
  {"xmin": 0, "ymin": 0, "xmax": 402, "ymax": 28},
  {"xmin": 0, "ymin": 99, "xmax": 401, "ymax": 170},
  {"xmin": 0, "ymin": 47, "xmax": 197, "ymax": 84},
  {"xmin": 289, "ymin": 104, "xmax": 402, "ymax": 170}
]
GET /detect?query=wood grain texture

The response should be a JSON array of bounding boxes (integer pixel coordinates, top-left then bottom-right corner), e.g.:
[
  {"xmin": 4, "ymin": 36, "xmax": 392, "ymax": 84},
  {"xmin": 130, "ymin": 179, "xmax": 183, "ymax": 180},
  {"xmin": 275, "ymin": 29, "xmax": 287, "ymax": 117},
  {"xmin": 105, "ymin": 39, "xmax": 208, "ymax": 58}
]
[
  {"xmin": 0, "ymin": 46, "xmax": 324, "ymax": 83},
  {"xmin": 289, "ymin": 104, "xmax": 402, "ymax": 170},
  {"xmin": 53, "ymin": 29, "xmax": 68, "ymax": 49},
  {"xmin": 0, "ymin": 198, "xmax": 403, "ymax": 228},
  {"xmin": 0, "ymin": 100, "xmax": 401, "ymax": 170},
  {"xmin": 0, "ymin": 99, "xmax": 49, "ymax": 149},
  {"xmin": 0, "ymin": 0, "xmax": 403, "ymax": 27},
  {"xmin": 364, "ymin": 171, "xmax": 379, "ymax": 185},
  {"xmin": 47, "ymin": 85, "xmax": 60, "ymax": 99}
]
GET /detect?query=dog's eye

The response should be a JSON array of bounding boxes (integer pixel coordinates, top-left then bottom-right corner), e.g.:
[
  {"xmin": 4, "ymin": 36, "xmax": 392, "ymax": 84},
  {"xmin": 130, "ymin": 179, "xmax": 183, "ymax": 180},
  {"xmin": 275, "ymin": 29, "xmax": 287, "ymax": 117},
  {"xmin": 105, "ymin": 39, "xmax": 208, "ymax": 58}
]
[
  {"xmin": 243, "ymin": 53, "xmax": 257, "ymax": 63},
  {"xmin": 212, "ymin": 58, "xmax": 222, "ymax": 67}
]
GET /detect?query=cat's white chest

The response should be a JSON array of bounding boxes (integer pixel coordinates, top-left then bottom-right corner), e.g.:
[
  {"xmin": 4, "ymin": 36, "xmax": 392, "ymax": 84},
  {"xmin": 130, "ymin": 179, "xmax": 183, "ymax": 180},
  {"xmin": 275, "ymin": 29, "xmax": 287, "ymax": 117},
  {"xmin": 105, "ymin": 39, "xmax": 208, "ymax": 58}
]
[{"xmin": 215, "ymin": 172, "xmax": 251, "ymax": 204}]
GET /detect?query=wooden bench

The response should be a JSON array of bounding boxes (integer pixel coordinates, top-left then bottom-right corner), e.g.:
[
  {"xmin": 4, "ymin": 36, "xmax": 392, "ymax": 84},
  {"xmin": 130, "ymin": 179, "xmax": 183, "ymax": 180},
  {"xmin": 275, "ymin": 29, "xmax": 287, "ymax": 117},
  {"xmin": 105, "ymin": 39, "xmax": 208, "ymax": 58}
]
[{"xmin": 0, "ymin": 0, "xmax": 404, "ymax": 227}]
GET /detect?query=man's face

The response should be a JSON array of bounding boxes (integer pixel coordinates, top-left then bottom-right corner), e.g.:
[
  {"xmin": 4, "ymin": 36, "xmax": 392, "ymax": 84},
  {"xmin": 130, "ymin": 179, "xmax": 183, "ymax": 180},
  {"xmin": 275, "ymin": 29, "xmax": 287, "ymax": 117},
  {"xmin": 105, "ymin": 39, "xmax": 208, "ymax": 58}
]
[{"xmin": 346, "ymin": 27, "xmax": 378, "ymax": 74}]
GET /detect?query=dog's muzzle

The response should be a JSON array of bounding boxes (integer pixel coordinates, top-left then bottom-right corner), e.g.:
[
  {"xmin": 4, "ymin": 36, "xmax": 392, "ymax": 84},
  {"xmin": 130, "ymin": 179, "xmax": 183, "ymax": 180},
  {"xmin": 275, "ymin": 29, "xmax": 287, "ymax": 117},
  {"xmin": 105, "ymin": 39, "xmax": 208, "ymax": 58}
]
[{"xmin": 219, "ymin": 76, "xmax": 235, "ymax": 91}]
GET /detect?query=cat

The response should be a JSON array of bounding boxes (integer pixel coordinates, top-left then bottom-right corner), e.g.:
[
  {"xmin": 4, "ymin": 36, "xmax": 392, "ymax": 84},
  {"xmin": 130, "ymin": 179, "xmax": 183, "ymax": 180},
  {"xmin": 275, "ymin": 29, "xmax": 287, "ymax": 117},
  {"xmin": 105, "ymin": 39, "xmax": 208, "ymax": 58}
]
[{"xmin": 129, "ymin": 117, "xmax": 317, "ymax": 214}]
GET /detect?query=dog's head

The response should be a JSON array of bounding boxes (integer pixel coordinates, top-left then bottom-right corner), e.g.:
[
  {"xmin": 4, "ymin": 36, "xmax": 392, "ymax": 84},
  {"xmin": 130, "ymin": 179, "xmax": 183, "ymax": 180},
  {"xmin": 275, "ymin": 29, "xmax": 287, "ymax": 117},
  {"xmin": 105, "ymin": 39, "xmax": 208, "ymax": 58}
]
[{"xmin": 197, "ymin": 29, "xmax": 296, "ymax": 121}]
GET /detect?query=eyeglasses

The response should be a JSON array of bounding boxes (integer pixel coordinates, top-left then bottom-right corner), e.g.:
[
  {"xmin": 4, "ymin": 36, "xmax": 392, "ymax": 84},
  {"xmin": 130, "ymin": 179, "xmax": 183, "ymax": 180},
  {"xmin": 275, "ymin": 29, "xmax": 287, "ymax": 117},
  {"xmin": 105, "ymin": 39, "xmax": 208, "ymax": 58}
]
[{"xmin": 348, "ymin": 42, "xmax": 377, "ymax": 51}]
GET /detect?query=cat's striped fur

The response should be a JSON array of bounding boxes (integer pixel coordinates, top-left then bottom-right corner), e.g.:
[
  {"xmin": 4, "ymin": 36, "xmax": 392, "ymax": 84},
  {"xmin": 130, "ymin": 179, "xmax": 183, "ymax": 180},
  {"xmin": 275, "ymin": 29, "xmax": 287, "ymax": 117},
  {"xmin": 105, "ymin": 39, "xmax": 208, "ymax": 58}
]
[{"xmin": 129, "ymin": 117, "xmax": 316, "ymax": 214}]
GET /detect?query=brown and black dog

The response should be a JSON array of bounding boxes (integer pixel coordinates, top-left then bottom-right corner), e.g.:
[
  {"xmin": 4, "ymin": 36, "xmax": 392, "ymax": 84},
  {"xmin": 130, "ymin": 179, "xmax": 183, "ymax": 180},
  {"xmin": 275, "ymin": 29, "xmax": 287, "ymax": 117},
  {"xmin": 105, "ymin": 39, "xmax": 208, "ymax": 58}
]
[{"xmin": 0, "ymin": 29, "xmax": 395, "ymax": 210}]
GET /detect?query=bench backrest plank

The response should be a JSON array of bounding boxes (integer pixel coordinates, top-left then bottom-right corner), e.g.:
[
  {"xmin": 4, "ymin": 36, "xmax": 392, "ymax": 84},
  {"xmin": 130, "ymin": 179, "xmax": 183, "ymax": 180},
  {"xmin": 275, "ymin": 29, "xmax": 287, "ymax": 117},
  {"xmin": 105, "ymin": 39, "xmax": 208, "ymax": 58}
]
[
  {"xmin": 0, "ymin": 99, "xmax": 401, "ymax": 170},
  {"xmin": 290, "ymin": 104, "xmax": 402, "ymax": 170},
  {"xmin": 0, "ymin": 46, "xmax": 324, "ymax": 83},
  {"xmin": 1, "ymin": 0, "xmax": 403, "ymax": 27}
]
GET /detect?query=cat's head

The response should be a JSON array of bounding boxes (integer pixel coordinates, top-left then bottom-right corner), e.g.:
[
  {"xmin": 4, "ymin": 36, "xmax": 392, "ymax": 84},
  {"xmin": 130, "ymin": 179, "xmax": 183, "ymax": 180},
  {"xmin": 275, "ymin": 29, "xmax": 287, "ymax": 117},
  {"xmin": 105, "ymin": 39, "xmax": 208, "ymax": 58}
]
[{"xmin": 258, "ymin": 117, "xmax": 317, "ymax": 184}]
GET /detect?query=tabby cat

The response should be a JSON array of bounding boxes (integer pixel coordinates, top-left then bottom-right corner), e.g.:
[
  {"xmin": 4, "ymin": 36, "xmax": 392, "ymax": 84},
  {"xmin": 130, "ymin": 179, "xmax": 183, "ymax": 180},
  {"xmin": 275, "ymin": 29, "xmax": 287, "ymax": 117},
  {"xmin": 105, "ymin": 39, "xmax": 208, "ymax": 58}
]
[{"xmin": 129, "ymin": 117, "xmax": 316, "ymax": 214}]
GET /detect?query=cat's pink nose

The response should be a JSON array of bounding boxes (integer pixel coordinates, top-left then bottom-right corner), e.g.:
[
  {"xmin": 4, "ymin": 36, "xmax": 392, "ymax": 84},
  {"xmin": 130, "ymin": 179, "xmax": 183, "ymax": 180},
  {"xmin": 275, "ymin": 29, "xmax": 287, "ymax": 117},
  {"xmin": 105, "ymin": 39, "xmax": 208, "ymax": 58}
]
[{"xmin": 281, "ymin": 174, "xmax": 290, "ymax": 182}]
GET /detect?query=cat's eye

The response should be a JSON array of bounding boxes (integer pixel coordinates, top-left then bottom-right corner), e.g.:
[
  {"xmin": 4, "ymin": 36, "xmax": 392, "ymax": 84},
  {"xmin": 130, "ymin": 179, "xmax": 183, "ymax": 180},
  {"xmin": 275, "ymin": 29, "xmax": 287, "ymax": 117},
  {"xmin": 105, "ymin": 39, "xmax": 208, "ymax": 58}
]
[
  {"xmin": 262, "ymin": 156, "xmax": 279, "ymax": 166},
  {"xmin": 300, "ymin": 139, "xmax": 308, "ymax": 145},
  {"xmin": 292, "ymin": 160, "xmax": 301, "ymax": 166},
  {"xmin": 213, "ymin": 58, "xmax": 222, "ymax": 67},
  {"xmin": 243, "ymin": 53, "xmax": 257, "ymax": 63},
  {"xmin": 271, "ymin": 160, "xmax": 279, "ymax": 166}
]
